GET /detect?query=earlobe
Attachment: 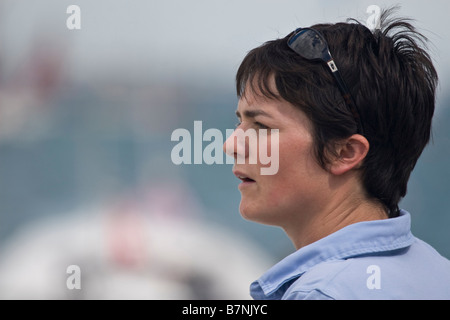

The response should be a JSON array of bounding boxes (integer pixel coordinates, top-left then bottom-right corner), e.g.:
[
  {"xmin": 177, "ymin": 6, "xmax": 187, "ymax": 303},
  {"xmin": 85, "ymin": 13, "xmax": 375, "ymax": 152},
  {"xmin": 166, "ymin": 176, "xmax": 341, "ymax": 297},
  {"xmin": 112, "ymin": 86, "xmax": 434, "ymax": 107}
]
[{"xmin": 329, "ymin": 135, "xmax": 369, "ymax": 176}]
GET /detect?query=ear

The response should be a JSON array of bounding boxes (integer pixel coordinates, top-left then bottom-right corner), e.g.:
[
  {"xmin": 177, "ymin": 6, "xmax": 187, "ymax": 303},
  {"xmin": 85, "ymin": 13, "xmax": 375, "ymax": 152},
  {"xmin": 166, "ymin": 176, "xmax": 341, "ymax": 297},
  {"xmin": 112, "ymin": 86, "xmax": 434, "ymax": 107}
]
[{"xmin": 329, "ymin": 134, "xmax": 369, "ymax": 176}]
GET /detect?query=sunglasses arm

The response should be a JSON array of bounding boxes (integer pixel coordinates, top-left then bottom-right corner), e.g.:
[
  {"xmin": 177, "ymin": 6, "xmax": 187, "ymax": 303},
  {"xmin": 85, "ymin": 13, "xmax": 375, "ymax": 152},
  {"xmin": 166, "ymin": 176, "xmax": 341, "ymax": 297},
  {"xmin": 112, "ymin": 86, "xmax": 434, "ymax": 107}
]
[{"xmin": 327, "ymin": 60, "xmax": 365, "ymax": 134}]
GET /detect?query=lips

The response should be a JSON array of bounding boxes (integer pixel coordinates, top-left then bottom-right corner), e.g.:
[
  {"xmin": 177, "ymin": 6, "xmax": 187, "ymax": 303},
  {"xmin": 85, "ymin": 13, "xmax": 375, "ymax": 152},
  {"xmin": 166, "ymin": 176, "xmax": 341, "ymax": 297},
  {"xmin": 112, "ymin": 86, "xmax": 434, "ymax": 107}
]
[{"xmin": 233, "ymin": 170, "xmax": 256, "ymax": 183}]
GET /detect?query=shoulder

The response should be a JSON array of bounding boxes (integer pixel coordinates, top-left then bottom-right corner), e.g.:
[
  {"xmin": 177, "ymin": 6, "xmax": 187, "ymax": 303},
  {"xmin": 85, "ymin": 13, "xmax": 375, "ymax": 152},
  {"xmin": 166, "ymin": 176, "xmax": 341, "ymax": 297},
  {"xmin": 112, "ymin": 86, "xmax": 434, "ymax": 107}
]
[
  {"xmin": 282, "ymin": 259, "xmax": 359, "ymax": 300},
  {"xmin": 283, "ymin": 241, "xmax": 450, "ymax": 300}
]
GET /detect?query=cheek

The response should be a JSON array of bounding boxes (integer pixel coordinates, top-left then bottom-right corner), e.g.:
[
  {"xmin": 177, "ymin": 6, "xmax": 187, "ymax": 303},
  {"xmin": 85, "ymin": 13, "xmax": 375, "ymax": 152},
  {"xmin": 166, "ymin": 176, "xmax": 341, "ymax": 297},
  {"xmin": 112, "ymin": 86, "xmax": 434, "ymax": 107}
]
[
  {"xmin": 278, "ymin": 131, "xmax": 325, "ymax": 178},
  {"xmin": 264, "ymin": 138, "xmax": 327, "ymax": 208}
]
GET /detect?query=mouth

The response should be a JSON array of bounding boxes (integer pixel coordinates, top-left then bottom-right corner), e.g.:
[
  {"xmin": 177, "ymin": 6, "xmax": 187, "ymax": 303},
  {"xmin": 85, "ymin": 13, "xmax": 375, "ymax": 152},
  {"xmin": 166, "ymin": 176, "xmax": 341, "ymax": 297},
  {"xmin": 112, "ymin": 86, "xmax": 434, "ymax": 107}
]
[{"xmin": 233, "ymin": 170, "xmax": 256, "ymax": 187}]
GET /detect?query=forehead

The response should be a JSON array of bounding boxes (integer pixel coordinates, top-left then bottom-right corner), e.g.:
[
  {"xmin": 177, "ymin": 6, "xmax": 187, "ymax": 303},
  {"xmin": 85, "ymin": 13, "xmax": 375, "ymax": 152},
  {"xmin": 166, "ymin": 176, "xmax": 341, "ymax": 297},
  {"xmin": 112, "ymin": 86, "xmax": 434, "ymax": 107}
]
[
  {"xmin": 238, "ymin": 76, "xmax": 286, "ymax": 112},
  {"xmin": 237, "ymin": 74, "xmax": 314, "ymax": 130},
  {"xmin": 238, "ymin": 89, "xmax": 311, "ymax": 127}
]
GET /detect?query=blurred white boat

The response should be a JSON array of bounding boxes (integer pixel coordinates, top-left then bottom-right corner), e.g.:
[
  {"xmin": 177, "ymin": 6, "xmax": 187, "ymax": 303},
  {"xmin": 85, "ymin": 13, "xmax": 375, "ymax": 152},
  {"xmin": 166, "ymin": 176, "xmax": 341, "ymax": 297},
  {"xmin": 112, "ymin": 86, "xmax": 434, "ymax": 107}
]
[{"xmin": 0, "ymin": 183, "xmax": 273, "ymax": 299}]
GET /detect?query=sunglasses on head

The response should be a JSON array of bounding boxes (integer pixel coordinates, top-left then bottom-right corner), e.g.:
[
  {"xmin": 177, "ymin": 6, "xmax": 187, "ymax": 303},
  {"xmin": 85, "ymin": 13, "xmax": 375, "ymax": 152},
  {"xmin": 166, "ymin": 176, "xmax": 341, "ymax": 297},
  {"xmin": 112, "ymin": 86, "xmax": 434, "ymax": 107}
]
[{"xmin": 287, "ymin": 27, "xmax": 365, "ymax": 135}]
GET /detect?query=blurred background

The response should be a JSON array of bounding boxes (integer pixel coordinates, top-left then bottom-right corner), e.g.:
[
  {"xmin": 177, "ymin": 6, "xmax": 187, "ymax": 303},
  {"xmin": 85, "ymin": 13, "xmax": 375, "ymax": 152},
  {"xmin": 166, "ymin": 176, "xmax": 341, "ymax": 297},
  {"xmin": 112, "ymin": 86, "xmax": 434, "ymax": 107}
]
[{"xmin": 0, "ymin": 0, "xmax": 449, "ymax": 299}]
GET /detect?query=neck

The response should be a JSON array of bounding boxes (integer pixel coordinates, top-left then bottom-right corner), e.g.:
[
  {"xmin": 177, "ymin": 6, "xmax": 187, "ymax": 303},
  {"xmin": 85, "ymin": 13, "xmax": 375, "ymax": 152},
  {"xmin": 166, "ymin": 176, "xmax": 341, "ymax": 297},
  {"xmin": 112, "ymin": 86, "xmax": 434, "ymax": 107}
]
[{"xmin": 282, "ymin": 184, "xmax": 388, "ymax": 250}]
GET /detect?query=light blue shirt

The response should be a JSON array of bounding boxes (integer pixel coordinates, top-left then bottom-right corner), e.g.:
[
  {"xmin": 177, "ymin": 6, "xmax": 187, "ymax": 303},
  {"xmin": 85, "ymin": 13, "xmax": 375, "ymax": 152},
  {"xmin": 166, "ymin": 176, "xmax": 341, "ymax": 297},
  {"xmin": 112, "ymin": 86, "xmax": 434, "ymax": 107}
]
[{"xmin": 250, "ymin": 210, "xmax": 450, "ymax": 300}]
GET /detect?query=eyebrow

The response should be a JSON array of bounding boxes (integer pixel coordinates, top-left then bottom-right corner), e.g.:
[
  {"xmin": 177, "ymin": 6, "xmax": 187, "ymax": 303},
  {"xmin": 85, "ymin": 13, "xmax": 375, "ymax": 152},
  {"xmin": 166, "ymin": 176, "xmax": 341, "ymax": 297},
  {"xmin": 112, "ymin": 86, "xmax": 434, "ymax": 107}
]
[{"xmin": 235, "ymin": 109, "xmax": 273, "ymax": 119}]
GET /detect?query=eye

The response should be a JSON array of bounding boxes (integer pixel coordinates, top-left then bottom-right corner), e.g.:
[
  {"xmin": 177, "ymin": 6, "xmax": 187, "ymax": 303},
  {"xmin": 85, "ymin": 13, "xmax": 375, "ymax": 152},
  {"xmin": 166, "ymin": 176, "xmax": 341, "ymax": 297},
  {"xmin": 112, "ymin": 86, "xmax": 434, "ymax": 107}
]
[{"xmin": 255, "ymin": 122, "xmax": 269, "ymax": 130}]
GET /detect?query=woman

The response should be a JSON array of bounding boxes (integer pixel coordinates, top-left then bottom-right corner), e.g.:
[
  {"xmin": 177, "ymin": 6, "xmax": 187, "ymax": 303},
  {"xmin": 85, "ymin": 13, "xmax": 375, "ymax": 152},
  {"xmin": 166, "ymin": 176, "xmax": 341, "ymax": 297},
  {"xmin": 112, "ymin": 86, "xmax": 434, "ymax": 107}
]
[{"xmin": 223, "ymin": 9, "xmax": 450, "ymax": 299}]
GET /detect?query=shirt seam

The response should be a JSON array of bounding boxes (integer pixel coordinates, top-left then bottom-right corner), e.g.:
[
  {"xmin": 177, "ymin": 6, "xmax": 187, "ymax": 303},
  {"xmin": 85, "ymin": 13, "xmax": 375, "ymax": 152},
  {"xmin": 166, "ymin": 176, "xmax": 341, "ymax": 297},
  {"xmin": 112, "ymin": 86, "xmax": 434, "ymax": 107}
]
[{"xmin": 284, "ymin": 288, "xmax": 336, "ymax": 300}]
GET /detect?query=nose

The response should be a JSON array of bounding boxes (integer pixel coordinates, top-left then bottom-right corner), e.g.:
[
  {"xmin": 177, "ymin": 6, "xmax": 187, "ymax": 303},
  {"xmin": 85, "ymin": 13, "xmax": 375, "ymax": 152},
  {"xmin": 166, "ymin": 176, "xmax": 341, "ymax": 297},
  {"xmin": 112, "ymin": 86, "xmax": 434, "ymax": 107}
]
[{"xmin": 223, "ymin": 128, "xmax": 248, "ymax": 161}]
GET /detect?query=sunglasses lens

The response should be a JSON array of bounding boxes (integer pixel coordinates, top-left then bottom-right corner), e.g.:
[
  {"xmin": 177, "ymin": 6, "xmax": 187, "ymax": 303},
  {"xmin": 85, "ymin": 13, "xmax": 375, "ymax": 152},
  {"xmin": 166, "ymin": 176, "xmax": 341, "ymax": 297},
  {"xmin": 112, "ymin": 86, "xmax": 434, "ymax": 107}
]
[
  {"xmin": 288, "ymin": 29, "xmax": 328, "ymax": 61},
  {"xmin": 287, "ymin": 27, "xmax": 364, "ymax": 134}
]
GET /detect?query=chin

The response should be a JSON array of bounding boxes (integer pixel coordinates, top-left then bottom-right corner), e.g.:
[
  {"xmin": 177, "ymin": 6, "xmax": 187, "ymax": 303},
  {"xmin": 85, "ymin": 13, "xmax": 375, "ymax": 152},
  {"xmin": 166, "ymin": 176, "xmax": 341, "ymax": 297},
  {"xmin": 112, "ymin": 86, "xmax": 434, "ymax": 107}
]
[{"xmin": 239, "ymin": 201, "xmax": 278, "ymax": 226}]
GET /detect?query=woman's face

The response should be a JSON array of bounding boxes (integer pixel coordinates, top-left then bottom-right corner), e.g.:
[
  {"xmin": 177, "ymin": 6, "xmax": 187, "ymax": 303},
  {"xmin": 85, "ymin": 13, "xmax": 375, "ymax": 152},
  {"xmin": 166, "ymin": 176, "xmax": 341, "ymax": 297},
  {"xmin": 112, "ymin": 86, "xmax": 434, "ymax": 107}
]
[{"xmin": 223, "ymin": 88, "xmax": 331, "ymax": 228}]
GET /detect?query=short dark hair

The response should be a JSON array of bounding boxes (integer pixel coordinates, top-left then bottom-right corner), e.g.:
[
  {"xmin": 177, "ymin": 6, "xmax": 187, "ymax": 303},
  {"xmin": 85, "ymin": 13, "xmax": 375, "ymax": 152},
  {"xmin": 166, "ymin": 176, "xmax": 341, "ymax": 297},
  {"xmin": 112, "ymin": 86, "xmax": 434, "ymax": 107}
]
[{"xmin": 235, "ymin": 8, "xmax": 438, "ymax": 218}]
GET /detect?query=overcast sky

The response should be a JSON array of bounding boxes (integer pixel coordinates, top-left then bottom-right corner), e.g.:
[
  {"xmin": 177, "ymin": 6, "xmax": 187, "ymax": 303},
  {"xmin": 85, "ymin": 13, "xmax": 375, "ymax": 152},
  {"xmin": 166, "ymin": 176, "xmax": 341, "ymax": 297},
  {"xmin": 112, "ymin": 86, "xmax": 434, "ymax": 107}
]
[{"xmin": 2, "ymin": 0, "xmax": 450, "ymax": 101}]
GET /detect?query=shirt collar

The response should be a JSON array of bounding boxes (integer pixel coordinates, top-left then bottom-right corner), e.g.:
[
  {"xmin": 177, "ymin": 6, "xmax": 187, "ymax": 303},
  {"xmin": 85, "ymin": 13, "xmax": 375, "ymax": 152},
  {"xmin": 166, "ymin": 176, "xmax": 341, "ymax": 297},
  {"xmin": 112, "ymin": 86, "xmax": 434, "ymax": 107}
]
[{"xmin": 250, "ymin": 209, "xmax": 415, "ymax": 299}]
